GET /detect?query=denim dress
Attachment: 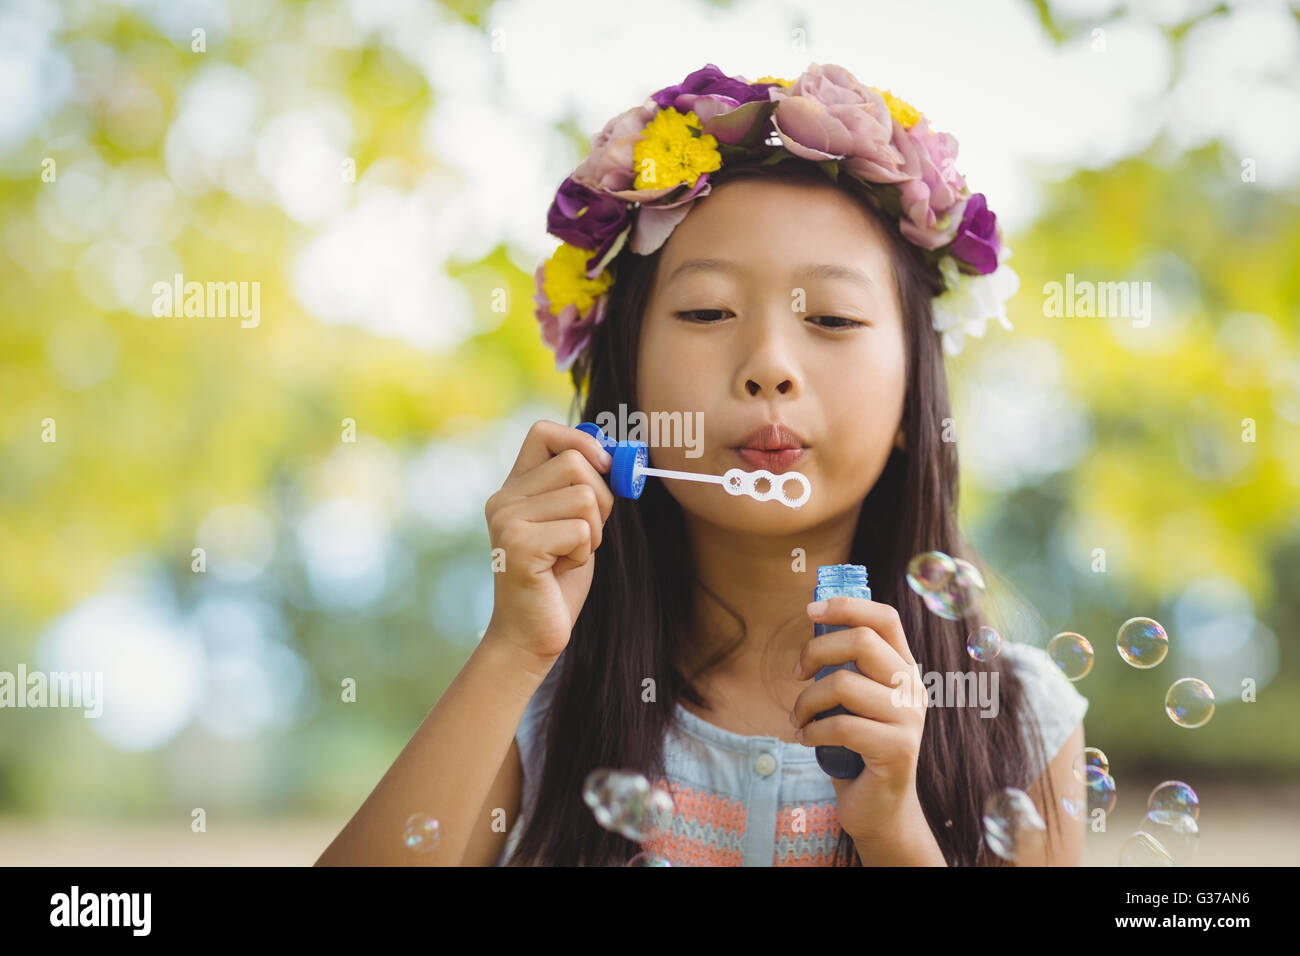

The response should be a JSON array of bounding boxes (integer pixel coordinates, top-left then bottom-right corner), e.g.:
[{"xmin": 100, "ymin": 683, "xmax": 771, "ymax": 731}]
[{"xmin": 494, "ymin": 641, "xmax": 1088, "ymax": 866}]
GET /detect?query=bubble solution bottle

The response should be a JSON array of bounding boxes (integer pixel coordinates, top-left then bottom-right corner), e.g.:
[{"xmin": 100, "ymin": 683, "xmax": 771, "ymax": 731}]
[{"xmin": 811, "ymin": 563, "xmax": 871, "ymax": 779}]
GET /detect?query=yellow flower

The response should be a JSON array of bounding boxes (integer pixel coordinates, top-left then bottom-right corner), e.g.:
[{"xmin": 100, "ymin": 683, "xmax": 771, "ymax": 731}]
[
  {"xmin": 541, "ymin": 243, "xmax": 613, "ymax": 316},
  {"xmin": 872, "ymin": 86, "xmax": 924, "ymax": 129},
  {"xmin": 632, "ymin": 107, "xmax": 722, "ymax": 192},
  {"xmin": 755, "ymin": 75, "xmax": 794, "ymax": 87}
]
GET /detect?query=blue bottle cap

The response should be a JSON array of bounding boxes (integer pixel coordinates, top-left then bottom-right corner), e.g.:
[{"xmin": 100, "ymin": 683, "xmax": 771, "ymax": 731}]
[
  {"xmin": 576, "ymin": 423, "xmax": 647, "ymax": 499},
  {"xmin": 576, "ymin": 421, "xmax": 617, "ymax": 453},
  {"xmin": 611, "ymin": 442, "xmax": 648, "ymax": 499}
]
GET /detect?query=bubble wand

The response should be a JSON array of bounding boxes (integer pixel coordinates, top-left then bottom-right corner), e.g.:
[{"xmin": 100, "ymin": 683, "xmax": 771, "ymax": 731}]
[{"xmin": 576, "ymin": 422, "xmax": 811, "ymax": 509}]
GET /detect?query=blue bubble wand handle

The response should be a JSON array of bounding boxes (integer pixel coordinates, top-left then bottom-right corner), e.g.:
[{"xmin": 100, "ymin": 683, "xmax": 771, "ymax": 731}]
[{"xmin": 811, "ymin": 564, "xmax": 871, "ymax": 779}]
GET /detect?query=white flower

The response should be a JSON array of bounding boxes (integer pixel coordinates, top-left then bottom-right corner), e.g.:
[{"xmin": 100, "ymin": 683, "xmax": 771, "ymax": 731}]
[{"xmin": 931, "ymin": 245, "xmax": 1019, "ymax": 356}]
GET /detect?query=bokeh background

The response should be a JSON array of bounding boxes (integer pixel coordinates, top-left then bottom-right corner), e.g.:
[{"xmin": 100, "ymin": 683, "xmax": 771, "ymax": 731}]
[{"xmin": 2, "ymin": 0, "xmax": 1298, "ymax": 865}]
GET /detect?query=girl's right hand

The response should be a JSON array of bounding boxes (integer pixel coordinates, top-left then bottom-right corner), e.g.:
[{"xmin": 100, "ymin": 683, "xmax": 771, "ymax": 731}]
[{"xmin": 483, "ymin": 419, "xmax": 616, "ymax": 664}]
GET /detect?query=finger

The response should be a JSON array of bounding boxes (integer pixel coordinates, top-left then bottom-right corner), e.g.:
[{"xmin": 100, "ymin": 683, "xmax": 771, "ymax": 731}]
[
  {"xmin": 501, "ymin": 446, "xmax": 615, "ymax": 521},
  {"xmin": 796, "ymin": 713, "xmax": 913, "ymax": 765},
  {"xmin": 493, "ymin": 484, "xmax": 605, "ymax": 555},
  {"xmin": 527, "ymin": 520, "xmax": 595, "ymax": 572},
  {"xmin": 794, "ymin": 625, "xmax": 910, "ymax": 688},
  {"xmin": 500, "ymin": 518, "xmax": 593, "ymax": 575},
  {"xmin": 790, "ymin": 666, "xmax": 914, "ymax": 729},
  {"xmin": 508, "ymin": 419, "xmax": 613, "ymax": 482},
  {"xmin": 807, "ymin": 596, "xmax": 915, "ymax": 666}
]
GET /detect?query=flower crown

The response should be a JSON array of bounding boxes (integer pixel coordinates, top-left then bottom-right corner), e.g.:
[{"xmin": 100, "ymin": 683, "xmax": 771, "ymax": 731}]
[{"xmin": 533, "ymin": 63, "xmax": 1019, "ymax": 372}]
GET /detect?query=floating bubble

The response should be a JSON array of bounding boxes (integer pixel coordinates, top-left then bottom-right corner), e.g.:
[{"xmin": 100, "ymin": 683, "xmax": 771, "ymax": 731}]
[
  {"xmin": 1137, "ymin": 810, "xmax": 1199, "ymax": 865},
  {"xmin": 1116, "ymin": 617, "xmax": 1169, "ymax": 669},
  {"xmin": 402, "ymin": 813, "xmax": 440, "ymax": 853},
  {"xmin": 1047, "ymin": 632, "xmax": 1094, "ymax": 681},
  {"xmin": 982, "ymin": 787, "xmax": 1046, "ymax": 862},
  {"xmin": 1071, "ymin": 746, "xmax": 1110, "ymax": 781},
  {"xmin": 1084, "ymin": 766, "xmax": 1116, "ymax": 816},
  {"xmin": 1060, "ymin": 774, "xmax": 1087, "ymax": 821},
  {"xmin": 921, "ymin": 588, "xmax": 960, "ymax": 620},
  {"xmin": 626, "ymin": 851, "xmax": 673, "ymax": 867},
  {"xmin": 1165, "ymin": 678, "xmax": 1215, "ymax": 728},
  {"xmin": 906, "ymin": 551, "xmax": 956, "ymax": 598},
  {"xmin": 582, "ymin": 769, "xmax": 674, "ymax": 842},
  {"xmin": 1148, "ymin": 780, "xmax": 1199, "ymax": 821},
  {"xmin": 947, "ymin": 558, "xmax": 986, "ymax": 617},
  {"xmin": 1118, "ymin": 830, "xmax": 1175, "ymax": 867},
  {"xmin": 1061, "ymin": 792, "xmax": 1086, "ymax": 822},
  {"xmin": 967, "ymin": 625, "xmax": 1003, "ymax": 661},
  {"xmin": 582, "ymin": 769, "xmax": 619, "ymax": 829}
]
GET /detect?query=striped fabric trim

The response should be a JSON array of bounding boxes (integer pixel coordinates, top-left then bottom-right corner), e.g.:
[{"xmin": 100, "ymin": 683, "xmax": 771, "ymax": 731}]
[
  {"xmin": 639, "ymin": 777, "xmax": 746, "ymax": 866},
  {"xmin": 773, "ymin": 800, "xmax": 843, "ymax": 866},
  {"xmin": 637, "ymin": 778, "xmax": 845, "ymax": 866}
]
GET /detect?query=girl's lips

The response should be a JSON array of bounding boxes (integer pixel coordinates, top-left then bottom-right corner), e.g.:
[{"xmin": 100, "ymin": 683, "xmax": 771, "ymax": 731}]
[{"xmin": 734, "ymin": 447, "xmax": 806, "ymax": 470}]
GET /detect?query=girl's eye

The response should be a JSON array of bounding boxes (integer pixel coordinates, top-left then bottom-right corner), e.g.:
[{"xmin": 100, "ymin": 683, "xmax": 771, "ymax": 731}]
[
  {"xmin": 675, "ymin": 310, "xmax": 864, "ymax": 328},
  {"xmin": 807, "ymin": 315, "xmax": 866, "ymax": 329},
  {"xmin": 675, "ymin": 309, "xmax": 732, "ymax": 323}
]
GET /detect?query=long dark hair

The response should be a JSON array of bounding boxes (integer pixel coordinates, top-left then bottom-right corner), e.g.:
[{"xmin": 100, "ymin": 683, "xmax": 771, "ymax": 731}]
[{"xmin": 508, "ymin": 159, "xmax": 1056, "ymax": 866}]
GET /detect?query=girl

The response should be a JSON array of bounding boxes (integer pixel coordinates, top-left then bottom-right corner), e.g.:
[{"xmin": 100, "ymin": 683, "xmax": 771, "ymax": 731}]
[{"xmin": 317, "ymin": 63, "xmax": 1088, "ymax": 868}]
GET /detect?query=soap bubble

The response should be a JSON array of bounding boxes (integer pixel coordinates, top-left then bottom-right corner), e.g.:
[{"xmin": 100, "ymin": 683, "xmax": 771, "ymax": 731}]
[
  {"xmin": 906, "ymin": 552, "xmax": 985, "ymax": 621},
  {"xmin": 1060, "ymin": 775, "xmax": 1086, "ymax": 821},
  {"xmin": 1165, "ymin": 678, "xmax": 1215, "ymax": 728},
  {"xmin": 582, "ymin": 769, "xmax": 675, "ymax": 842},
  {"xmin": 1148, "ymin": 780, "xmax": 1199, "ymax": 821},
  {"xmin": 947, "ymin": 558, "xmax": 986, "ymax": 617},
  {"xmin": 402, "ymin": 813, "xmax": 441, "ymax": 853},
  {"xmin": 1119, "ymin": 830, "xmax": 1175, "ymax": 867},
  {"xmin": 1117, "ymin": 617, "xmax": 1169, "ymax": 668},
  {"xmin": 1061, "ymin": 792, "xmax": 1086, "ymax": 822},
  {"xmin": 921, "ymin": 588, "xmax": 959, "ymax": 620},
  {"xmin": 967, "ymin": 625, "xmax": 1003, "ymax": 661},
  {"xmin": 982, "ymin": 787, "xmax": 1046, "ymax": 862},
  {"xmin": 1047, "ymin": 632, "xmax": 1094, "ymax": 680},
  {"xmin": 1137, "ymin": 810, "xmax": 1199, "ymax": 865},
  {"xmin": 1084, "ymin": 766, "xmax": 1116, "ymax": 815},
  {"xmin": 626, "ymin": 851, "xmax": 673, "ymax": 867},
  {"xmin": 1072, "ymin": 746, "xmax": 1109, "ymax": 781},
  {"xmin": 907, "ymin": 550, "xmax": 956, "ymax": 597}
]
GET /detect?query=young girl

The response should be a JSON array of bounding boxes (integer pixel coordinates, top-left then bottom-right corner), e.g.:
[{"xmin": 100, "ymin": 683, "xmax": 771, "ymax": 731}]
[{"xmin": 317, "ymin": 63, "xmax": 1088, "ymax": 868}]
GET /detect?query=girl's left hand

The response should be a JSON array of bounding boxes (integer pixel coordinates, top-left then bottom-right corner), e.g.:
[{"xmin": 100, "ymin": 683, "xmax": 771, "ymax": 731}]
[{"xmin": 790, "ymin": 596, "xmax": 939, "ymax": 864}]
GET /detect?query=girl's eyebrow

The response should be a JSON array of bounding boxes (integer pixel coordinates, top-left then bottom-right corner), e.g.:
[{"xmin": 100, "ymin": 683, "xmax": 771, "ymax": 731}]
[{"xmin": 666, "ymin": 257, "xmax": 877, "ymax": 293}]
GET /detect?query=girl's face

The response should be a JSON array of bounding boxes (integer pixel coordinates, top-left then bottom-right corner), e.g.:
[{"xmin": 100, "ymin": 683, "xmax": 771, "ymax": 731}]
[{"xmin": 636, "ymin": 177, "xmax": 908, "ymax": 531}]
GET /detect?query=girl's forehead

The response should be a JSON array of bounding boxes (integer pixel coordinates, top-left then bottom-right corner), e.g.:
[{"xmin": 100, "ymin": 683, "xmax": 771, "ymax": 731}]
[
  {"xmin": 673, "ymin": 179, "xmax": 889, "ymax": 245},
  {"xmin": 659, "ymin": 186, "xmax": 894, "ymax": 285}
]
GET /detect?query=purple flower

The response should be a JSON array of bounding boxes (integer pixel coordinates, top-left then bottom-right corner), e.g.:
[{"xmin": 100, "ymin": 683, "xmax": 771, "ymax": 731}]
[
  {"xmin": 650, "ymin": 63, "xmax": 776, "ymax": 114},
  {"xmin": 948, "ymin": 193, "xmax": 1000, "ymax": 275},
  {"xmin": 547, "ymin": 177, "xmax": 631, "ymax": 272}
]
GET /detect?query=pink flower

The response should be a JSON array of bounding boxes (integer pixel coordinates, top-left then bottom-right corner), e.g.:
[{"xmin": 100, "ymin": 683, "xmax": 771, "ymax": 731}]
[
  {"xmin": 893, "ymin": 117, "xmax": 968, "ymax": 249},
  {"xmin": 532, "ymin": 264, "xmax": 607, "ymax": 371},
  {"xmin": 768, "ymin": 63, "xmax": 911, "ymax": 184},
  {"xmin": 571, "ymin": 100, "xmax": 658, "ymax": 195}
]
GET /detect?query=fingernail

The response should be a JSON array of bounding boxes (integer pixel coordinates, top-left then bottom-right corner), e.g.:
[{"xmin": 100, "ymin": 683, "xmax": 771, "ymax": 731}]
[
  {"xmin": 791, "ymin": 658, "xmax": 802, "ymax": 677},
  {"xmin": 788, "ymin": 709, "xmax": 798, "ymax": 727},
  {"xmin": 807, "ymin": 600, "xmax": 827, "ymax": 616}
]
